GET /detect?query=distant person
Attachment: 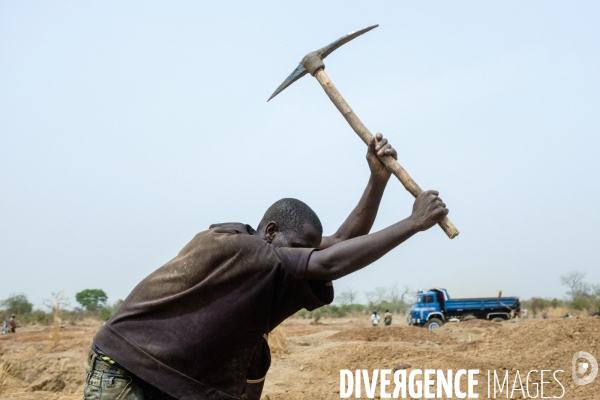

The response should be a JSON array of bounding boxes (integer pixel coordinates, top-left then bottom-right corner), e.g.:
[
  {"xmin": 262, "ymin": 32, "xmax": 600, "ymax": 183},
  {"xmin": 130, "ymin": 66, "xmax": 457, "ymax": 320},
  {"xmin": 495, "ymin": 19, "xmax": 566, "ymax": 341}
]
[
  {"xmin": 371, "ymin": 311, "xmax": 380, "ymax": 327},
  {"xmin": 8, "ymin": 314, "xmax": 16, "ymax": 333},
  {"xmin": 384, "ymin": 309, "xmax": 392, "ymax": 326},
  {"xmin": 84, "ymin": 135, "xmax": 449, "ymax": 399},
  {"xmin": 1, "ymin": 320, "xmax": 8, "ymax": 335}
]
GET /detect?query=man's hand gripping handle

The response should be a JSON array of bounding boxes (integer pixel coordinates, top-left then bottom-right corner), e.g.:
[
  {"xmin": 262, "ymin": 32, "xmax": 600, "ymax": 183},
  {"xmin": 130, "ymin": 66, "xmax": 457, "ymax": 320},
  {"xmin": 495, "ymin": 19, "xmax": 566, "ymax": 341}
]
[{"xmin": 314, "ymin": 69, "xmax": 459, "ymax": 239}]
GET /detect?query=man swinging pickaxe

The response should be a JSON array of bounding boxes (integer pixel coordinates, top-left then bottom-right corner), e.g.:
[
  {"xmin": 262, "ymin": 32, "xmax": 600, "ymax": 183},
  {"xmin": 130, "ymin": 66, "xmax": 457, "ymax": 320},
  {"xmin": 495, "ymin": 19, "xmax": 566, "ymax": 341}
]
[{"xmin": 268, "ymin": 25, "xmax": 459, "ymax": 239}]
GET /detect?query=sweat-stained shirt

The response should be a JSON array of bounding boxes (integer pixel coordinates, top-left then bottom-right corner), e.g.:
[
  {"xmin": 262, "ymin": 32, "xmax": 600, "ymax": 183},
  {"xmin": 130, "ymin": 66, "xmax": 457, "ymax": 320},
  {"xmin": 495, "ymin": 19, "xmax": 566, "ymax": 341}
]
[{"xmin": 93, "ymin": 223, "xmax": 333, "ymax": 400}]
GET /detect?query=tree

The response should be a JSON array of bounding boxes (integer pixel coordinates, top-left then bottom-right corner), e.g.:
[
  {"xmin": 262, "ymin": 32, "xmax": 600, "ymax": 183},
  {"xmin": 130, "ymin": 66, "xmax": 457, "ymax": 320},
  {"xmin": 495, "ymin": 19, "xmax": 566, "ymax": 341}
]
[
  {"xmin": 75, "ymin": 289, "xmax": 108, "ymax": 312},
  {"xmin": 338, "ymin": 287, "xmax": 358, "ymax": 305},
  {"xmin": 364, "ymin": 291, "xmax": 376, "ymax": 308},
  {"xmin": 560, "ymin": 271, "xmax": 588, "ymax": 301},
  {"xmin": 44, "ymin": 291, "xmax": 71, "ymax": 313},
  {"xmin": 44, "ymin": 291, "xmax": 70, "ymax": 346},
  {"xmin": 373, "ymin": 287, "xmax": 389, "ymax": 303},
  {"xmin": 389, "ymin": 285, "xmax": 411, "ymax": 314},
  {"xmin": 529, "ymin": 297, "xmax": 548, "ymax": 315},
  {"xmin": 0, "ymin": 293, "xmax": 33, "ymax": 315}
]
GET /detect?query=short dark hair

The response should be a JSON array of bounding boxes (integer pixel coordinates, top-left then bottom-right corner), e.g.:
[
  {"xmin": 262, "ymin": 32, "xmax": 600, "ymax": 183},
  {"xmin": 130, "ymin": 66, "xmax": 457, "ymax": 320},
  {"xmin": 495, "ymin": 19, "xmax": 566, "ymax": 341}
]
[{"xmin": 257, "ymin": 198, "xmax": 322, "ymax": 236}]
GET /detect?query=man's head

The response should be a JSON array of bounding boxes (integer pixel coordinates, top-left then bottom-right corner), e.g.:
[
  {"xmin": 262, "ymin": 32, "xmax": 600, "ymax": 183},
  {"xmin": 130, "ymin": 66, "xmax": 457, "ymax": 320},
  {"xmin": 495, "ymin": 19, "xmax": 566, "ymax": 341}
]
[{"xmin": 256, "ymin": 198, "xmax": 322, "ymax": 248}]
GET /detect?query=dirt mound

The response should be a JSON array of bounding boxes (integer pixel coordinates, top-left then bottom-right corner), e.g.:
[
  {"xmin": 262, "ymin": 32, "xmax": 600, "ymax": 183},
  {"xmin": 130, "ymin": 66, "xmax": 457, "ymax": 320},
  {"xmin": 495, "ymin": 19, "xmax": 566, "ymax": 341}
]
[
  {"xmin": 329, "ymin": 326, "xmax": 455, "ymax": 344},
  {"xmin": 0, "ymin": 326, "xmax": 90, "ymax": 399},
  {"xmin": 1, "ymin": 317, "xmax": 599, "ymax": 400},
  {"xmin": 280, "ymin": 325, "xmax": 330, "ymax": 337},
  {"xmin": 262, "ymin": 318, "xmax": 600, "ymax": 400},
  {"xmin": 458, "ymin": 317, "xmax": 600, "ymax": 369},
  {"xmin": 457, "ymin": 318, "xmax": 502, "ymax": 328},
  {"xmin": 437, "ymin": 319, "xmax": 505, "ymax": 343},
  {"xmin": 268, "ymin": 326, "xmax": 288, "ymax": 358},
  {"xmin": 504, "ymin": 317, "xmax": 598, "ymax": 347},
  {"xmin": 282, "ymin": 320, "xmax": 349, "ymax": 337}
]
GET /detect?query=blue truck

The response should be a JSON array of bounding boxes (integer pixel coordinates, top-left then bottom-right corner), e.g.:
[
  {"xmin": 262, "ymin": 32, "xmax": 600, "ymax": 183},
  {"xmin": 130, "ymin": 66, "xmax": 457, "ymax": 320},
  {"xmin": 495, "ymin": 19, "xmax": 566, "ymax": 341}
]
[{"xmin": 407, "ymin": 288, "xmax": 520, "ymax": 330}]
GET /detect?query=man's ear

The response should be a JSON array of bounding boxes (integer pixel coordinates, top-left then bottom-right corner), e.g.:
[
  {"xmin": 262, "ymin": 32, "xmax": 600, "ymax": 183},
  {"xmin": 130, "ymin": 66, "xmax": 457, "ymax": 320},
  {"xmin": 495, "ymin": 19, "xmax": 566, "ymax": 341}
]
[{"xmin": 265, "ymin": 222, "xmax": 278, "ymax": 243}]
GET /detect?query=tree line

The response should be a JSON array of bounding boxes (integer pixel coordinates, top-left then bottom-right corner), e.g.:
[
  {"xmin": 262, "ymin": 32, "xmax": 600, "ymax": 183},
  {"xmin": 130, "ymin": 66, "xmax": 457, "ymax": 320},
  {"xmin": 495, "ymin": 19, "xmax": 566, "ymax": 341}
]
[
  {"xmin": 3, "ymin": 271, "xmax": 599, "ymax": 325},
  {"xmin": 0, "ymin": 289, "xmax": 123, "ymax": 325},
  {"xmin": 522, "ymin": 271, "xmax": 600, "ymax": 316},
  {"xmin": 296, "ymin": 284, "xmax": 414, "ymax": 321},
  {"xmin": 299, "ymin": 272, "xmax": 600, "ymax": 321}
]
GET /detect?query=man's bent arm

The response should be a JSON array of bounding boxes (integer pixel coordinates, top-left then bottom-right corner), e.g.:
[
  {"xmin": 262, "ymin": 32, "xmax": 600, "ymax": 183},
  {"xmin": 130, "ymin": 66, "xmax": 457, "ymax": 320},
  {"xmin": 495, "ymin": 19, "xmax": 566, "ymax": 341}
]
[
  {"xmin": 319, "ymin": 175, "xmax": 388, "ymax": 250},
  {"xmin": 307, "ymin": 190, "xmax": 448, "ymax": 281},
  {"xmin": 319, "ymin": 134, "xmax": 396, "ymax": 250}
]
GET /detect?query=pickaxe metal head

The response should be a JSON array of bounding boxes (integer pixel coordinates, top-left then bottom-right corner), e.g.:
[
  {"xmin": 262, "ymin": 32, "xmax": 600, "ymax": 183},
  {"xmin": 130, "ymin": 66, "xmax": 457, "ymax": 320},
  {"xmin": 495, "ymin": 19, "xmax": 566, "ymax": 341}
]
[
  {"xmin": 267, "ymin": 24, "xmax": 378, "ymax": 102},
  {"xmin": 265, "ymin": 24, "xmax": 459, "ymax": 239}
]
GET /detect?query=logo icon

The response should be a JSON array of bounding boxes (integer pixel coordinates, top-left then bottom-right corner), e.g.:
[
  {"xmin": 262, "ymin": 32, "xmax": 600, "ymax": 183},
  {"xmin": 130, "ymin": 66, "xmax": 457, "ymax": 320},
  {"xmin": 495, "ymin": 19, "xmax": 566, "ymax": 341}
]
[{"xmin": 572, "ymin": 351, "xmax": 598, "ymax": 386}]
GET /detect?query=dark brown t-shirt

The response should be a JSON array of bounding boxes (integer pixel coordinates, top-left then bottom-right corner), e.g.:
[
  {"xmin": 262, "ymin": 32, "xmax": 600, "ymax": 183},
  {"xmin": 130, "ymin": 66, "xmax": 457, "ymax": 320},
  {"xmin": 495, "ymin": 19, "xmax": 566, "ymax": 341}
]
[{"xmin": 93, "ymin": 223, "xmax": 333, "ymax": 399}]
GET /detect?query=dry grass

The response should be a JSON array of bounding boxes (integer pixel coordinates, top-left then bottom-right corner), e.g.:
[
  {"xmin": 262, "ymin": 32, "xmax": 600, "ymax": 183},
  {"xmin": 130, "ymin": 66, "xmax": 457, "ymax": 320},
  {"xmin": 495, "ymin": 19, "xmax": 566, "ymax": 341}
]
[
  {"xmin": 0, "ymin": 357, "xmax": 11, "ymax": 395},
  {"xmin": 0, "ymin": 349, "xmax": 32, "ymax": 396}
]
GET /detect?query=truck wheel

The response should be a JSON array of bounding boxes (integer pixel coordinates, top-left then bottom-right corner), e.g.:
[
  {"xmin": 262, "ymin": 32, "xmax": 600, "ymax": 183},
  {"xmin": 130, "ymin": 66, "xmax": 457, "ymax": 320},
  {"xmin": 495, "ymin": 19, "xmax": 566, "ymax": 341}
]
[
  {"xmin": 424, "ymin": 318, "xmax": 443, "ymax": 330},
  {"xmin": 491, "ymin": 317, "xmax": 504, "ymax": 323}
]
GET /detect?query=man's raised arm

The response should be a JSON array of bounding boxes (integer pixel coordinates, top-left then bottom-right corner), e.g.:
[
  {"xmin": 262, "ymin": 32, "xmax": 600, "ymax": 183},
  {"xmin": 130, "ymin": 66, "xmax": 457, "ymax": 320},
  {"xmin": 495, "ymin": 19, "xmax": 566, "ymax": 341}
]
[
  {"xmin": 319, "ymin": 133, "xmax": 397, "ymax": 250},
  {"xmin": 307, "ymin": 190, "xmax": 449, "ymax": 280}
]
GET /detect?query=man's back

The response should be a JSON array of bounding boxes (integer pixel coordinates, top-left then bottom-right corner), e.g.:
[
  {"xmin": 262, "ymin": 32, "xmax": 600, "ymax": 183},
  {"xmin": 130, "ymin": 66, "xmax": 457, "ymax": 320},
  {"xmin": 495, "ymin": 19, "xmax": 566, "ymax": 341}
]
[{"xmin": 93, "ymin": 223, "xmax": 331, "ymax": 399}]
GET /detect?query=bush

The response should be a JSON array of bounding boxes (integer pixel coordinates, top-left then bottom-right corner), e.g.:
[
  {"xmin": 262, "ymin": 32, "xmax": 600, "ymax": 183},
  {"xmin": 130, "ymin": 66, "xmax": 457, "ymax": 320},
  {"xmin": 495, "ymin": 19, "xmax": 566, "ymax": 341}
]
[
  {"xmin": 571, "ymin": 294, "xmax": 600, "ymax": 312},
  {"xmin": 296, "ymin": 309, "xmax": 309, "ymax": 319},
  {"xmin": 550, "ymin": 298, "xmax": 564, "ymax": 309},
  {"xmin": 99, "ymin": 300, "xmax": 124, "ymax": 321},
  {"xmin": 17, "ymin": 310, "xmax": 53, "ymax": 325},
  {"xmin": 0, "ymin": 293, "xmax": 33, "ymax": 315},
  {"xmin": 312, "ymin": 308, "xmax": 322, "ymax": 323},
  {"xmin": 527, "ymin": 297, "xmax": 551, "ymax": 315}
]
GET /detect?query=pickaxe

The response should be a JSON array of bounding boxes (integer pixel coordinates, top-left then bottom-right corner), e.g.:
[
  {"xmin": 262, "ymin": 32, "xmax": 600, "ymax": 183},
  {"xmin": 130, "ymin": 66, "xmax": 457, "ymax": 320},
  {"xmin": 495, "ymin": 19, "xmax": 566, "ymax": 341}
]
[{"xmin": 268, "ymin": 24, "xmax": 459, "ymax": 239}]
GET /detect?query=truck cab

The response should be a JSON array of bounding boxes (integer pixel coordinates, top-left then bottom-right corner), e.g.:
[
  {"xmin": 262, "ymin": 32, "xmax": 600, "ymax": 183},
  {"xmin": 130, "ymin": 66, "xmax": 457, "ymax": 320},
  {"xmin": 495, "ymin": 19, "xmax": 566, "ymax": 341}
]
[{"xmin": 407, "ymin": 289, "xmax": 448, "ymax": 330}]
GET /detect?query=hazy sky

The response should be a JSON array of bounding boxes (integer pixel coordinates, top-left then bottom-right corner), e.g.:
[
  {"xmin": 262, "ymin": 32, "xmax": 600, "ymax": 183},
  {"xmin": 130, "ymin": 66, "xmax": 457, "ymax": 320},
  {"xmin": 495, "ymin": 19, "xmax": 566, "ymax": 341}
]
[{"xmin": 1, "ymin": 1, "xmax": 599, "ymax": 309}]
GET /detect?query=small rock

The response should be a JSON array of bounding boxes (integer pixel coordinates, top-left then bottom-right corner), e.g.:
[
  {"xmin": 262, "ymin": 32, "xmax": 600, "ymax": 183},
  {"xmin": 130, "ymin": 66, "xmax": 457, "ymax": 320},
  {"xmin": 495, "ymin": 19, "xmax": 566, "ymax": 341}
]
[
  {"xmin": 392, "ymin": 362, "xmax": 411, "ymax": 372},
  {"xmin": 300, "ymin": 365, "xmax": 305, "ymax": 371}
]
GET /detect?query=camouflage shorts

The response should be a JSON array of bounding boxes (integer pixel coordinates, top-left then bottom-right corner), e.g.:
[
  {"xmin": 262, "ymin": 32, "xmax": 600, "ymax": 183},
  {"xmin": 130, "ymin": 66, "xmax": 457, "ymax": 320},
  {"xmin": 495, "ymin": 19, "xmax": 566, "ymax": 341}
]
[{"xmin": 84, "ymin": 349, "xmax": 175, "ymax": 400}]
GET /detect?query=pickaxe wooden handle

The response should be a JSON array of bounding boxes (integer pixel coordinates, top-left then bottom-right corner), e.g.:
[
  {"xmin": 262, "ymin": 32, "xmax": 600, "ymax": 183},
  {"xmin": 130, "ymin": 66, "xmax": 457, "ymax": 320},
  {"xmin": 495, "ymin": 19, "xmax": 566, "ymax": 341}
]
[
  {"xmin": 314, "ymin": 69, "xmax": 459, "ymax": 239},
  {"xmin": 268, "ymin": 25, "xmax": 459, "ymax": 239}
]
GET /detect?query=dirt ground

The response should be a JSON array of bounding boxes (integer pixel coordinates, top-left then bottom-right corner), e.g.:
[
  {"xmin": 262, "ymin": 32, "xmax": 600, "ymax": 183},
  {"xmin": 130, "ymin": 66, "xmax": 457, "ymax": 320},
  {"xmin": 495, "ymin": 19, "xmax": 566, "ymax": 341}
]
[{"xmin": 0, "ymin": 316, "xmax": 598, "ymax": 399}]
